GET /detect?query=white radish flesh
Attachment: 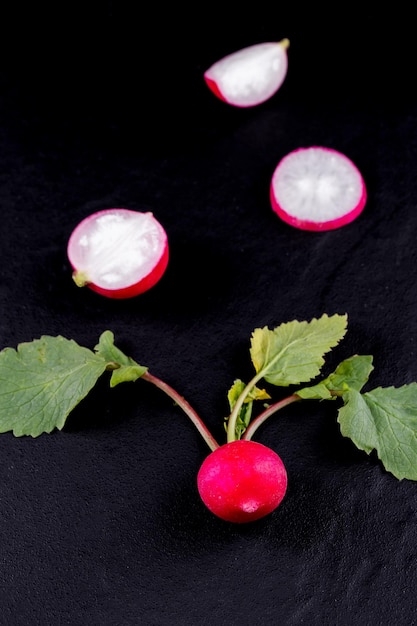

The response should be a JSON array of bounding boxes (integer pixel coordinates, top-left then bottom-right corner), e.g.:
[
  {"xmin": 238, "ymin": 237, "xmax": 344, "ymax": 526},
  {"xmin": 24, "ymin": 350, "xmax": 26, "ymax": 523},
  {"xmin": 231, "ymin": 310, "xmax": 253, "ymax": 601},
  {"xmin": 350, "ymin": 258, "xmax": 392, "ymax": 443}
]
[
  {"xmin": 204, "ymin": 40, "xmax": 289, "ymax": 108},
  {"xmin": 67, "ymin": 208, "xmax": 169, "ymax": 298},
  {"xmin": 270, "ymin": 146, "xmax": 367, "ymax": 231}
]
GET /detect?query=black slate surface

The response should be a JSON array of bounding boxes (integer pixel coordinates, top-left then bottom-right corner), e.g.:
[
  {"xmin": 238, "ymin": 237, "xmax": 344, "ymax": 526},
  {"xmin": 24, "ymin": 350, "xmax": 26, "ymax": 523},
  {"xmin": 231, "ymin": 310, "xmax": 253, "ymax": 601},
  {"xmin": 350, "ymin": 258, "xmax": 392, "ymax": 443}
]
[{"xmin": 1, "ymin": 5, "xmax": 417, "ymax": 625}]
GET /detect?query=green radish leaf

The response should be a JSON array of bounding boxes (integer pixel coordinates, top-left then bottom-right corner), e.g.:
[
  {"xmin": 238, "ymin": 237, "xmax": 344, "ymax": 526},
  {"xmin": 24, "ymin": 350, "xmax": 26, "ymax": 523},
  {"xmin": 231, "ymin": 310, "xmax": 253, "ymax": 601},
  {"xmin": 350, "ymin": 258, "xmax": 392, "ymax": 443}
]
[
  {"xmin": 250, "ymin": 313, "xmax": 347, "ymax": 387},
  {"xmin": 227, "ymin": 379, "xmax": 247, "ymax": 410},
  {"xmin": 227, "ymin": 379, "xmax": 270, "ymax": 439},
  {"xmin": 228, "ymin": 380, "xmax": 271, "ymax": 406},
  {"xmin": 95, "ymin": 330, "xmax": 147, "ymax": 387},
  {"xmin": 297, "ymin": 355, "xmax": 374, "ymax": 400},
  {"xmin": 227, "ymin": 380, "xmax": 253, "ymax": 439},
  {"xmin": 338, "ymin": 385, "xmax": 417, "ymax": 480},
  {"xmin": 0, "ymin": 336, "xmax": 108, "ymax": 437}
]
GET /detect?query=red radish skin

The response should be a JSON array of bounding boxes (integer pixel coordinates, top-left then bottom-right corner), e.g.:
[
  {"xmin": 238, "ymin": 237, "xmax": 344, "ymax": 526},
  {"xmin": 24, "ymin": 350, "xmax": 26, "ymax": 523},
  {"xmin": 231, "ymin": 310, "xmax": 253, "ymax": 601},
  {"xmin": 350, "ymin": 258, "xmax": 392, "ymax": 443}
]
[
  {"xmin": 270, "ymin": 146, "xmax": 367, "ymax": 231},
  {"xmin": 204, "ymin": 76, "xmax": 227, "ymax": 104},
  {"xmin": 204, "ymin": 40, "xmax": 289, "ymax": 108},
  {"xmin": 67, "ymin": 208, "xmax": 169, "ymax": 299},
  {"xmin": 197, "ymin": 440, "xmax": 287, "ymax": 523}
]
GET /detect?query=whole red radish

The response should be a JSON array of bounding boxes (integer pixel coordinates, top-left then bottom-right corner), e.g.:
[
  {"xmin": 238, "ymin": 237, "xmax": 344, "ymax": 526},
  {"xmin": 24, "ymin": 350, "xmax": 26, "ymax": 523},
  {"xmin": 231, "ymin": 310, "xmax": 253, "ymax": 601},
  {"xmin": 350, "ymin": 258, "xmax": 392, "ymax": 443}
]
[
  {"xmin": 204, "ymin": 40, "xmax": 289, "ymax": 108},
  {"xmin": 67, "ymin": 208, "xmax": 169, "ymax": 299},
  {"xmin": 270, "ymin": 146, "xmax": 367, "ymax": 231},
  {"xmin": 197, "ymin": 440, "xmax": 287, "ymax": 523}
]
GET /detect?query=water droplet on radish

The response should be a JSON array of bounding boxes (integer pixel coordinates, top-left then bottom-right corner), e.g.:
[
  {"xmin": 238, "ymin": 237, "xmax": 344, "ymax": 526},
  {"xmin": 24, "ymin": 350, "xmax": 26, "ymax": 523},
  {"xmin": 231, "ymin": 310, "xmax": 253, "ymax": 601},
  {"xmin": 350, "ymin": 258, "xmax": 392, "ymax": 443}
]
[
  {"xmin": 204, "ymin": 40, "xmax": 289, "ymax": 108},
  {"xmin": 270, "ymin": 146, "xmax": 367, "ymax": 231},
  {"xmin": 67, "ymin": 208, "xmax": 169, "ymax": 298}
]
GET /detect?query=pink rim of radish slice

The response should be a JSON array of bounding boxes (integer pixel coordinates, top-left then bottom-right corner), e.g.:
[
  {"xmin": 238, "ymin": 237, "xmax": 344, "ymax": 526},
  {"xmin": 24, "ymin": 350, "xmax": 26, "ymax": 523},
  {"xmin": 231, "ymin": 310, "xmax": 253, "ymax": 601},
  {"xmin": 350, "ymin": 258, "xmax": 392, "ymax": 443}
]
[
  {"xmin": 67, "ymin": 208, "xmax": 169, "ymax": 299},
  {"xmin": 270, "ymin": 146, "xmax": 367, "ymax": 231},
  {"xmin": 204, "ymin": 39, "xmax": 289, "ymax": 108}
]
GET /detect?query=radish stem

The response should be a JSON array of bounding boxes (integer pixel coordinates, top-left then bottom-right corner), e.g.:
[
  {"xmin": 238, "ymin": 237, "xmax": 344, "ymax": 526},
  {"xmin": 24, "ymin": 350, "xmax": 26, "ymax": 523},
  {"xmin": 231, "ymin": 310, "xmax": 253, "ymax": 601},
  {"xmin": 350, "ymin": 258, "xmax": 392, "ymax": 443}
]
[
  {"xmin": 226, "ymin": 372, "xmax": 265, "ymax": 443},
  {"xmin": 142, "ymin": 371, "xmax": 220, "ymax": 451},
  {"xmin": 242, "ymin": 394, "xmax": 301, "ymax": 441},
  {"xmin": 72, "ymin": 270, "xmax": 90, "ymax": 287}
]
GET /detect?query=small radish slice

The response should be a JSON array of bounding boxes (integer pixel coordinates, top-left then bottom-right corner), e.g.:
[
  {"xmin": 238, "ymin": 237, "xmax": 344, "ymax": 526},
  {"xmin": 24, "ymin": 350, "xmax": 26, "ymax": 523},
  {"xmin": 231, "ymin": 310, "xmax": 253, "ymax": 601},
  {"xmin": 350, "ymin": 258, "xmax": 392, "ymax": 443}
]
[
  {"xmin": 67, "ymin": 208, "xmax": 169, "ymax": 299},
  {"xmin": 270, "ymin": 146, "xmax": 367, "ymax": 231},
  {"xmin": 204, "ymin": 40, "xmax": 289, "ymax": 108}
]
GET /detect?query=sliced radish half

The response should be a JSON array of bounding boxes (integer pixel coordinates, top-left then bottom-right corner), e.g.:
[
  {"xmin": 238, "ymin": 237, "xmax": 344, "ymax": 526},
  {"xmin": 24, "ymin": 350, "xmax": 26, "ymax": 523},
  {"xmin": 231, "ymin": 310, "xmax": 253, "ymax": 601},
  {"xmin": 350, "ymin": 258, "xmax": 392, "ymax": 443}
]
[
  {"xmin": 67, "ymin": 208, "xmax": 169, "ymax": 299},
  {"xmin": 270, "ymin": 147, "xmax": 367, "ymax": 231},
  {"xmin": 204, "ymin": 40, "xmax": 289, "ymax": 108}
]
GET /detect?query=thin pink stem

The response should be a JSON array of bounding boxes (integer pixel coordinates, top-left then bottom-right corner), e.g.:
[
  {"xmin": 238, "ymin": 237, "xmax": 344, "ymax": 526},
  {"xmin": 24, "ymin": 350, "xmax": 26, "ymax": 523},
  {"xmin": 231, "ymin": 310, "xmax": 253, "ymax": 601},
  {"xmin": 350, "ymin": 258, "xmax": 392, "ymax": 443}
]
[
  {"xmin": 141, "ymin": 371, "xmax": 220, "ymax": 451},
  {"xmin": 242, "ymin": 393, "xmax": 301, "ymax": 441}
]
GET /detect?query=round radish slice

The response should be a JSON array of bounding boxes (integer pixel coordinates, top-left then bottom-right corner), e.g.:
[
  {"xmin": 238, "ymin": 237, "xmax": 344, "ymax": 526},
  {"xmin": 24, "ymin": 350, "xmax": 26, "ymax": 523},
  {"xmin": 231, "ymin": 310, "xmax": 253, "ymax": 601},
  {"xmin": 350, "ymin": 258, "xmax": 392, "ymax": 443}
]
[
  {"xmin": 204, "ymin": 40, "xmax": 289, "ymax": 108},
  {"xmin": 270, "ymin": 147, "xmax": 367, "ymax": 231},
  {"xmin": 67, "ymin": 208, "xmax": 169, "ymax": 299}
]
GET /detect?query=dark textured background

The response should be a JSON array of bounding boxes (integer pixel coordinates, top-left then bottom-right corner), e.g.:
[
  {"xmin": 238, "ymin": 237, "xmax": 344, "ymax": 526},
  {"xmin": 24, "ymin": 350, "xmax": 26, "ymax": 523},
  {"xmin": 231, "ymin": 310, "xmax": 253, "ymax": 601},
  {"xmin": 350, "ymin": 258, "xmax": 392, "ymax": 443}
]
[{"xmin": 1, "ymin": 4, "xmax": 417, "ymax": 625}]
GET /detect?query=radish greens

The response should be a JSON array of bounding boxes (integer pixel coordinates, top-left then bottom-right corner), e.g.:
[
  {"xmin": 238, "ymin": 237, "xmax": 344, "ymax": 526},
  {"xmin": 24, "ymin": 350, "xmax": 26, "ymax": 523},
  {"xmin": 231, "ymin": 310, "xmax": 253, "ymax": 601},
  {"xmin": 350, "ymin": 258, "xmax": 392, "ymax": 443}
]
[{"xmin": 1, "ymin": 314, "xmax": 417, "ymax": 482}]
